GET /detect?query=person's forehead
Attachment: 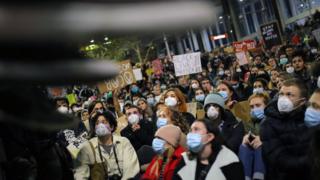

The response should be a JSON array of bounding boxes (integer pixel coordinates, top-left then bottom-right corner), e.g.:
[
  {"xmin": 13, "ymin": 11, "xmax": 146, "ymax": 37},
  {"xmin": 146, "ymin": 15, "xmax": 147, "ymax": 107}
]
[
  {"xmin": 167, "ymin": 91, "xmax": 176, "ymax": 95},
  {"xmin": 97, "ymin": 115, "xmax": 107, "ymax": 121},
  {"xmin": 293, "ymin": 56, "xmax": 303, "ymax": 61},
  {"xmin": 280, "ymin": 85, "xmax": 300, "ymax": 94},
  {"xmin": 191, "ymin": 121, "xmax": 205, "ymax": 130},
  {"xmin": 309, "ymin": 93, "xmax": 320, "ymax": 106},
  {"xmin": 217, "ymin": 84, "xmax": 227, "ymax": 89},
  {"xmin": 127, "ymin": 107, "xmax": 138, "ymax": 113},
  {"xmin": 94, "ymin": 103, "xmax": 103, "ymax": 107},
  {"xmin": 249, "ymin": 97, "xmax": 263, "ymax": 106}
]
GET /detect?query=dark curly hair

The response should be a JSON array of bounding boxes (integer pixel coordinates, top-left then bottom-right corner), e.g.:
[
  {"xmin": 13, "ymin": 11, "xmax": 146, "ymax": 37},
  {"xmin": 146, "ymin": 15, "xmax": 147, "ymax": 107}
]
[{"xmin": 90, "ymin": 110, "xmax": 117, "ymax": 138}]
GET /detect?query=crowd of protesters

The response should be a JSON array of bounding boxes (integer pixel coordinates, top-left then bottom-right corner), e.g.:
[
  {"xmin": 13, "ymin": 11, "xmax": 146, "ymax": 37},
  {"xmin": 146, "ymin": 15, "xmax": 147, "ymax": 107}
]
[{"xmin": 45, "ymin": 16, "xmax": 320, "ymax": 180}]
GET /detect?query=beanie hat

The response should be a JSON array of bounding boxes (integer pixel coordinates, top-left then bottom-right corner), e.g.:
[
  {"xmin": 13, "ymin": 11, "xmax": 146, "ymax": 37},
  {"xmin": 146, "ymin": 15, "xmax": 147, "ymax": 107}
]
[
  {"xmin": 204, "ymin": 93, "xmax": 225, "ymax": 109},
  {"xmin": 155, "ymin": 125, "xmax": 181, "ymax": 147}
]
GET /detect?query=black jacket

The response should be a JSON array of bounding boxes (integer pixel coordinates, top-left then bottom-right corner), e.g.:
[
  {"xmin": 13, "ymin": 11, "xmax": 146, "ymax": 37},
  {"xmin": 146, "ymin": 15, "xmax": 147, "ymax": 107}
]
[
  {"xmin": 260, "ymin": 100, "xmax": 312, "ymax": 180},
  {"xmin": 120, "ymin": 119, "xmax": 155, "ymax": 151},
  {"xmin": 221, "ymin": 110, "xmax": 245, "ymax": 154}
]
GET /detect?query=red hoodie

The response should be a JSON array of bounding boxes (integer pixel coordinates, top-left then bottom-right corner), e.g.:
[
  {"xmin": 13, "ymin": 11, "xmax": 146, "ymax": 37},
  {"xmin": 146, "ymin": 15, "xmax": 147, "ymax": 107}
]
[{"xmin": 142, "ymin": 145, "xmax": 185, "ymax": 180}]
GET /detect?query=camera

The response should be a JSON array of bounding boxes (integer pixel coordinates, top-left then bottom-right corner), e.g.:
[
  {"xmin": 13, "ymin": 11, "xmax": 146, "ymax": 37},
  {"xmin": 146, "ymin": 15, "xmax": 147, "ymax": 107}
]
[{"xmin": 107, "ymin": 174, "xmax": 122, "ymax": 180}]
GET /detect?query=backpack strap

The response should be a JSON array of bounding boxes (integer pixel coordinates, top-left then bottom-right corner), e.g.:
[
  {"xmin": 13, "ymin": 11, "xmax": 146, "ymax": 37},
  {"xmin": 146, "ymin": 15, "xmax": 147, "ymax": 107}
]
[{"xmin": 88, "ymin": 141, "xmax": 97, "ymax": 163}]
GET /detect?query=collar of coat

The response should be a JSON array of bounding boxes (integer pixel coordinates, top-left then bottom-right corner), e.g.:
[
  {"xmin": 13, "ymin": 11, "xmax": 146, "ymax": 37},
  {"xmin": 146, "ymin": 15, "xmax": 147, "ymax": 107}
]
[{"xmin": 177, "ymin": 145, "xmax": 239, "ymax": 180}]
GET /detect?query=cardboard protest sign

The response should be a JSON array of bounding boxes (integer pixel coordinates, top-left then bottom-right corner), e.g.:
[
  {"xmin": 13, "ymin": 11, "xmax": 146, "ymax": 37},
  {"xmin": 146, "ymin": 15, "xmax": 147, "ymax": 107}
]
[
  {"xmin": 152, "ymin": 59, "xmax": 163, "ymax": 76},
  {"xmin": 233, "ymin": 40, "xmax": 256, "ymax": 52},
  {"xmin": 260, "ymin": 21, "xmax": 282, "ymax": 49},
  {"xmin": 66, "ymin": 93, "xmax": 77, "ymax": 105},
  {"xmin": 97, "ymin": 60, "xmax": 136, "ymax": 94},
  {"xmin": 66, "ymin": 131, "xmax": 88, "ymax": 159},
  {"xmin": 133, "ymin": 68, "xmax": 143, "ymax": 81},
  {"xmin": 235, "ymin": 51, "xmax": 249, "ymax": 66},
  {"xmin": 114, "ymin": 115, "xmax": 128, "ymax": 135},
  {"xmin": 173, "ymin": 52, "xmax": 202, "ymax": 77},
  {"xmin": 187, "ymin": 102, "xmax": 197, "ymax": 118}
]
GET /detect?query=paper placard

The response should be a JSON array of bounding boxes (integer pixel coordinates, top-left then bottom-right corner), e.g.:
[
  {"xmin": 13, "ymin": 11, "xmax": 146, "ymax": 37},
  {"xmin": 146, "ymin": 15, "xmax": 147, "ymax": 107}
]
[
  {"xmin": 235, "ymin": 51, "xmax": 249, "ymax": 66},
  {"xmin": 97, "ymin": 60, "xmax": 136, "ymax": 93},
  {"xmin": 260, "ymin": 21, "xmax": 282, "ymax": 49},
  {"xmin": 173, "ymin": 52, "xmax": 202, "ymax": 77},
  {"xmin": 66, "ymin": 131, "xmax": 88, "ymax": 159},
  {"xmin": 133, "ymin": 68, "xmax": 143, "ymax": 81}
]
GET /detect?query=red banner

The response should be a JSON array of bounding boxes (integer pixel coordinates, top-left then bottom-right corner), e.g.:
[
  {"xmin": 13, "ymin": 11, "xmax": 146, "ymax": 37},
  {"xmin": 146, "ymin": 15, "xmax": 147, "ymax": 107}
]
[{"xmin": 233, "ymin": 40, "xmax": 256, "ymax": 52}]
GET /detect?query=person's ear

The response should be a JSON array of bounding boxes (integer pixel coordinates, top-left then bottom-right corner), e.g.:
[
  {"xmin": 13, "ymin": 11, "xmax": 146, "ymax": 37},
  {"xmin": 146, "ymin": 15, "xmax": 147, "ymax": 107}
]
[{"xmin": 206, "ymin": 133, "xmax": 215, "ymax": 143}]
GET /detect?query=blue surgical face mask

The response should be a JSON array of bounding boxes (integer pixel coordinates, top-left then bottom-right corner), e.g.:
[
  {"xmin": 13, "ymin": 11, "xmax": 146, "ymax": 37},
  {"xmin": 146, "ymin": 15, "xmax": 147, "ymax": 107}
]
[
  {"xmin": 218, "ymin": 91, "xmax": 228, "ymax": 101},
  {"xmin": 253, "ymin": 87, "xmax": 264, "ymax": 94},
  {"xmin": 250, "ymin": 108, "xmax": 265, "ymax": 121},
  {"xmin": 147, "ymin": 97, "xmax": 155, "ymax": 106},
  {"xmin": 195, "ymin": 94, "xmax": 205, "ymax": 102},
  {"xmin": 156, "ymin": 118, "xmax": 168, "ymax": 129},
  {"xmin": 131, "ymin": 86, "xmax": 139, "ymax": 93},
  {"xmin": 304, "ymin": 107, "xmax": 320, "ymax": 127},
  {"xmin": 279, "ymin": 58, "xmax": 288, "ymax": 65},
  {"xmin": 186, "ymin": 133, "xmax": 204, "ymax": 153},
  {"xmin": 152, "ymin": 138, "xmax": 166, "ymax": 154}
]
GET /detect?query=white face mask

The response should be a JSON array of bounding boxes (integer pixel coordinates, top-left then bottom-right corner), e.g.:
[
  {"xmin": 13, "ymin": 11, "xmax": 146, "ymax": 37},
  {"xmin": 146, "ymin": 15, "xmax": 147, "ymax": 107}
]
[
  {"xmin": 277, "ymin": 96, "xmax": 294, "ymax": 113},
  {"xmin": 128, "ymin": 114, "xmax": 140, "ymax": 124},
  {"xmin": 236, "ymin": 68, "xmax": 242, "ymax": 73},
  {"xmin": 253, "ymin": 87, "xmax": 264, "ymax": 94},
  {"xmin": 206, "ymin": 106, "xmax": 219, "ymax": 119},
  {"xmin": 155, "ymin": 95, "xmax": 161, "ymax": 102},
  {"xmin": 286, "ymin": 67, "xmax": 294, "ymax": 74},
  {"xmin": 191, "ymin": 83, "xmax": 199, "ymax": 89},
  {"xmin": 57, "ymin": 106, "xmax": 69, "ymax": 114},
  {"xmin": 165, "ymin": 97, "xmax": 178, "ymax": 107},
  {"xmin": 95, "ymin": 123, "xmax": 112, "ymax": 137}
]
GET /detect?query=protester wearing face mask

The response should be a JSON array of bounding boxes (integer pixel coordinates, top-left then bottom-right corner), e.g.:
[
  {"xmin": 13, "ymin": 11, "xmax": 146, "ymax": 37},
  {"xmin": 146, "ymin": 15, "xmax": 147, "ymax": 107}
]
[
  {"xmin": 146, "ymin": 92, "xmax": 156, "ymax": 107},
  {"xmin": 131, "ymin": 84, "xmax": 140, "ymax": 94},
  {"xmin": 239, "ymin": 93, "xmax": 270, "ymax": 180},
  {"xmin": 216, "ymin": 81, "xmax": 251, "ymax": 122},
  {"xmin": 55, "ymin": 97, "xmax": 70, "ymax": 114},
  {"xmin": 152, "ymin": 84, "xmax": 162, "ymax": 103},
  {"xmin": 163, "ymin": 88, "xmax": 195, "ymax": 126},
  {"xmin": 80, "ymin": 109, "xmax": 90, "ymax": 132},
  {"xmin": 187, "ymin": 79, "xmax": 201, "ymax": 101},
  {"xmin": 252, "ymin": 78, "xmax": 269, "ymax": 96},
  {"xmin": 88, "ymin": 100, "xmax": 106, "ymax": 119},
  {"xmin": 137, "ymin": 98, "xmax": 154, "ymax": 122},
  {"xmin": 260, "ymin": 78, "xmax": 312, "ymax": 180},
  {"xmin": 172, "ymin": 119, "xmax": 244, "ymax": 180},
  {"xmin": 203, "ymin": 93, "xmax": 244, "ymax": 153},
  {"xmin": 155, "ymin": 106, "xmax": 189, "ymax": 147},
  {"xmin": 74, "ymin": 111, "xmax": 139, "ymax": 180},
  {"xmin": 142, "ymin": 125, "xmax": 185, "ymax": 180},
  {"xmin": 268, "ymin": 69, "xmax": 280, "ymax": 91},
  {"xmin": 120, "ymin": 105, "xmax": 155, "ymax": 151}
]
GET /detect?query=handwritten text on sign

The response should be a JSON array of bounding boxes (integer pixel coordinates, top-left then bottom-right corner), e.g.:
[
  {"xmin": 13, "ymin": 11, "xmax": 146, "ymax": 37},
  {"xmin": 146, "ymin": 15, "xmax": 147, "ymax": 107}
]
[
  {"xmin": 173, "ymin": 52, "xmax": 202, "ymax": 77},
  {"xmin": 98, "ymin": 60, "xmax": 136, "ymax": 93}
]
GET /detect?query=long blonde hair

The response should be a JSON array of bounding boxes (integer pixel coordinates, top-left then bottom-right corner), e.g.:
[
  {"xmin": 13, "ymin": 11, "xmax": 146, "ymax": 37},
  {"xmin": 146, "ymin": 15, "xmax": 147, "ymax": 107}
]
[{"xmin": 148, "ymin": 146, "xmax": 175, "ymax": 178}]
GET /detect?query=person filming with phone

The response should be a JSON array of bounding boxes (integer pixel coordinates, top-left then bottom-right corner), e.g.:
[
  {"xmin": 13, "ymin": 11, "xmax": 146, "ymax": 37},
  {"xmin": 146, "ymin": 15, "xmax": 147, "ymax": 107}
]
[{"xmin": 239, "ymin": 93, "xmax": 270, "ymax": 180}]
